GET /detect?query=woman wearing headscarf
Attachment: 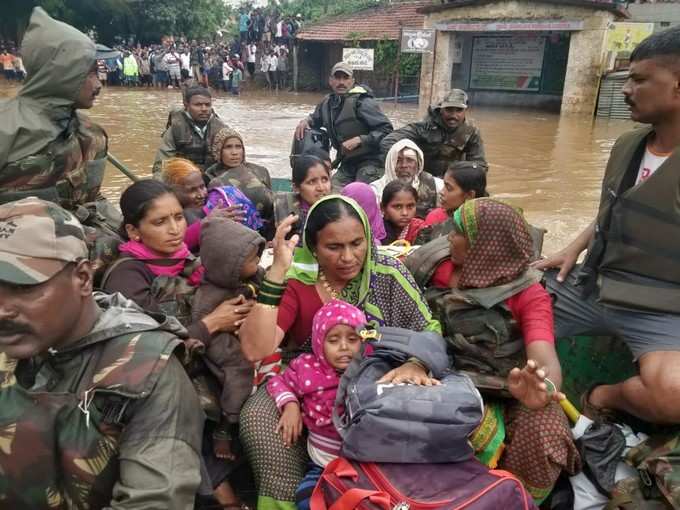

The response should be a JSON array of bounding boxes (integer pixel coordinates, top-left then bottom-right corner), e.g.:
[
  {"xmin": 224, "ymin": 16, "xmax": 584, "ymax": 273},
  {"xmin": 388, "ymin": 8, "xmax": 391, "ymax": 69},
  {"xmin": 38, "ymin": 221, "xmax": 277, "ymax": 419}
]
[
  {"xmin": 160, "ymin": 157, "xmax": 247, "ymax": 252},
  {"xmin": 205, "ymin": 127, "xmax": 275, "ymax": 239},
  {"xmin": 428, "ymin": 198, "xmax": 580, "ymax": 504},
  {"xmin": 238, "ymin": 195, "xmax": 440, "ymax": 510},
  {"xmin": 371, "ymin": 139, "xmax": 443, "ymax": 219},
  {"xmin": 340, "ymin": 182, "xmax": 386, "ymax": 244}
]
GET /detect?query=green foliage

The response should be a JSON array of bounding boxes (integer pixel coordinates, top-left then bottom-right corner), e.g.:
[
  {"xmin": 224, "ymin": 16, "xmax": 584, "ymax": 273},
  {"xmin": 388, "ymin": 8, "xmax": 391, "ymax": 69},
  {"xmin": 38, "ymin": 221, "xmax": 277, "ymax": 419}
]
[
  {"xmin": 1, "ymin": 0, "xmax": 228, "ymax": 45},
  {"xmin": 133, "ymin": 0, "xmax": 228, "ymax": 42},
  {"xmin": 278, "ymin": 0, "xmax": 388, "ymax": 24},
  {"xmin": 373, "ymin": 38, "xmax": 421, "ymax": 77}
]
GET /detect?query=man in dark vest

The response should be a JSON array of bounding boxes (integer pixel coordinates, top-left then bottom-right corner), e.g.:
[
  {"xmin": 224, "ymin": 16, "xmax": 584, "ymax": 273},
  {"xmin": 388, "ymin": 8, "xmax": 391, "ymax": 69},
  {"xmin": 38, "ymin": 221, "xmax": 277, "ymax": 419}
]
[
  {"xmin": 152, "ymin": 85, "xmax": 226, "ymax": 177},
  {"xmin": 380, "ymin": 89, "xmax": 486, "ymax": 178},
  {"xmin": 536, "ymin": 26, "xmax": 680, "ymax": 424},
  {"xmin": 0, "ymin": 197, "xmax": 203, "ymax": 508},
  {"xmin": 294, "ymin": 62, "xmax": 394, "ymax": 189}
]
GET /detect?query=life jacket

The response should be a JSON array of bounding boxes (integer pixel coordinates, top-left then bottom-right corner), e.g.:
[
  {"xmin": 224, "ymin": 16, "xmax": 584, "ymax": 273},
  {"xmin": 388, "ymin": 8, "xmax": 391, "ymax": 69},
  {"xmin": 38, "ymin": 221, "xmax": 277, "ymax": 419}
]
[
  {"xmin": 404, "ymin": 238, "xmax": 543, "ymax": 396},
  {"xmin": 416, "ymin": 171, "xmax": 438, "ymax": 219},
  {"xmin": 0, "ymin": 112, "xmax": 108, "ymax": 210},
  {"xmin": 100, "ymin": 256, "xmax": 202, "ymax": 327},
  {"xmin": 0, "ymin": 327, "xmax": 180, "ymax": 509},
  {"xmin": 582, "ymin": 126, "xmax": 680, "ymax": 314},
  {"xmin": 321, "ymin": 87, "xmax": 373, "ymax": 163},
  {"xmin": 166, "ymin": 110, "xmax": 224, "ymax": 169}
]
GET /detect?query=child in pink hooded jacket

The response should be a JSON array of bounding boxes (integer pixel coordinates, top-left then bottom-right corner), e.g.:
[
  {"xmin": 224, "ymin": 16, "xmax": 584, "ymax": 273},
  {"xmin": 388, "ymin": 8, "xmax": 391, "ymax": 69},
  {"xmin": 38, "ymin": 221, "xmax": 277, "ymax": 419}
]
[{"xmin": 267, "ymin": 299, "xmax": 367, "ymax": 510}]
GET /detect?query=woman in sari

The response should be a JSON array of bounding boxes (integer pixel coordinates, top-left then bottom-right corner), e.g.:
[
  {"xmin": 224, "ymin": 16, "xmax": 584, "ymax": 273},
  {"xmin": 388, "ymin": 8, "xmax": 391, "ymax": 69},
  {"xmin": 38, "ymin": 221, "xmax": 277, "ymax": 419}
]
[
  {"xmin": 431, "ymin": 198, "xmax": 580, "ymax": 503},
  {"xmin": 238, "ymin": 195, "xmax": 440, "ymax": 510},
  {"xmin": 101, "ymin": 179, "xmax": 254, "ymax": 508}
]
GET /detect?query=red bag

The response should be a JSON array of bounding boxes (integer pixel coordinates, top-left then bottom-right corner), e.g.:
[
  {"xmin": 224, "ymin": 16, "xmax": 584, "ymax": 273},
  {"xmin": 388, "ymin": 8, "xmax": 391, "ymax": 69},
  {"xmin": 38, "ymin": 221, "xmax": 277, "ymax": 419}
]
[{"xmin": 311, "ymin": 457, "xmax": 536, "ymax": 510}]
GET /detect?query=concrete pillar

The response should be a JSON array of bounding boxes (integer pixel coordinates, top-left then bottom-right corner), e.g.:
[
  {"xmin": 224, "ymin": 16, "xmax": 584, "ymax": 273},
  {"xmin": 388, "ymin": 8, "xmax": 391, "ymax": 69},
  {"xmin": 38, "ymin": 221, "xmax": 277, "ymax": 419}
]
[
  {"xmin": 418, "ymin": 29, "xmax": 456, "ymax": 118},
  {"xmin": 561, "ymin": 15, "xmax": 612, "ymax": 115}
]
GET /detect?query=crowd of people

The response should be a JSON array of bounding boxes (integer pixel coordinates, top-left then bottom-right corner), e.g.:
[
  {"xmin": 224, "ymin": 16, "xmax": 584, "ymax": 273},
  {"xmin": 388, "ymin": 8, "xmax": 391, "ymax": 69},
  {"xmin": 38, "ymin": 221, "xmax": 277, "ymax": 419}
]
[
  {"xmin": 58, "ymin": 6, "xmax": 302, "ymax": 94},
  {"xmin": 90, "ymin": 38, "xmax": 293, "ymax": 94},
  {"xmin": 2, "ymin": 7, "xmax": 680, "ymax": 510}
]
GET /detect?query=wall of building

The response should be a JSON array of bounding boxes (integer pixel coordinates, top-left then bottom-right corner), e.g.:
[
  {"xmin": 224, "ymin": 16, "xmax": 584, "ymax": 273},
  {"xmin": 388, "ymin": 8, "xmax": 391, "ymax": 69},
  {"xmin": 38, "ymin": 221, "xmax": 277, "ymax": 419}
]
[
  {"xmin": 449, "ymin": 31, "xmax": 569, "ymax": 111},
  {"xmin": 628, "ymin": 2, "xmax": 680, "ymax": 31},
  {"xmin": 419, "ymin": 1, "xmax": 618, "ymax": 115}
]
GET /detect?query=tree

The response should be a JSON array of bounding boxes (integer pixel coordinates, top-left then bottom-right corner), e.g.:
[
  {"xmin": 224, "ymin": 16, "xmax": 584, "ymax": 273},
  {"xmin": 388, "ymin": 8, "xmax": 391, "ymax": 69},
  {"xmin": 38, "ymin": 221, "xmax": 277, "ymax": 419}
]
[{"xmin": 1, "ymin": 0, "xmax": 228, "ymax": 46}]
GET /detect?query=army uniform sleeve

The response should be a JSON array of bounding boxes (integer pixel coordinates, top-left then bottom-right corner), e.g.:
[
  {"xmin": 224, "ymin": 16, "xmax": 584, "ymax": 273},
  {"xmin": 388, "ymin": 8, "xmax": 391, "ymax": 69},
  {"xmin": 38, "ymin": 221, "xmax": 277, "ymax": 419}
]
[
  {"xmin": 152, "ymin": 128, "xmax": 178, "ymax": 178},
  {"xmin": 355, "ymin": 96, "xmax": 393, "ymax": 150},
  {"xmin": 107, "ymin": 356, "xmax": 203, "ymax": 510},
  {"xmin": 379, "ymin": 122, "xmax": 427, "ymax": 159},
  {"xmin": 465, "ymin": 126, "xmax": 487, "ymax": 164},
  {"xmin": 307, "ymin": 101, "xmax": 324, "ymax": 130}
]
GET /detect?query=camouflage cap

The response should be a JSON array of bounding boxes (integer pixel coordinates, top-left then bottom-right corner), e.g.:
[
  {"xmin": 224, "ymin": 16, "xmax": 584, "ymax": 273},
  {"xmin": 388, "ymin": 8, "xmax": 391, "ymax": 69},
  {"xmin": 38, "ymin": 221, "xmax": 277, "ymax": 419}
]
[
  {"xmin": 0, "ymin": 197, "xmax": 88, "ymax": 285},
  {"xmin": 437, "ymin": 89, "xmax": 469, "ymax": 110}
]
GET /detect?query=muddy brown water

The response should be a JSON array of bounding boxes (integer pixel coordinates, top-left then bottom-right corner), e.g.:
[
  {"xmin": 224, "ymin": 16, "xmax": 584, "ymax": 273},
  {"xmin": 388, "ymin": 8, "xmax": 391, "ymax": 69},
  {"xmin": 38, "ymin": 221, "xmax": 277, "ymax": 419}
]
[{"xmin": 0, "ymin": 82, "xmax": 635, "ymax": 253}]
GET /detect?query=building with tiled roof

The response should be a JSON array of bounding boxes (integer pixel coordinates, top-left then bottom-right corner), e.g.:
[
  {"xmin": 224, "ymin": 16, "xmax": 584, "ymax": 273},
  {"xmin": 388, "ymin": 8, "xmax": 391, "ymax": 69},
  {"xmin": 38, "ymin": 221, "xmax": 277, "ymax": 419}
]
[
  {"xmin": 293, "ymin": 1, "xmax": 433, "ymax": 96},
  {"xmin": 296, "ymin": 1, "xmax": 430, "ymax": 42}
]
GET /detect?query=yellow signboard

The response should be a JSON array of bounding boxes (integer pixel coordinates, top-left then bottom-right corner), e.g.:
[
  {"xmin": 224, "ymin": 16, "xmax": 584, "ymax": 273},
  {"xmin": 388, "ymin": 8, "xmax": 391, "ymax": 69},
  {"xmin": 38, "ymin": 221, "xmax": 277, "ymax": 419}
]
[{"xmin": 606, "ymin": 22, "xmax": 654, "ymax": 53}]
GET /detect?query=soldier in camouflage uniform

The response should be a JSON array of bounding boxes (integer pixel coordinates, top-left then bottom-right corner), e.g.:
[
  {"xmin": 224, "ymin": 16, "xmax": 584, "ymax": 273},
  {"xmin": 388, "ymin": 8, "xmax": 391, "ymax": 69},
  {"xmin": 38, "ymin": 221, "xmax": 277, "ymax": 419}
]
[
  {"xmin": 152, "ymin": 86, "xmax": 227, "ymax": 177},
  {"xmin": 380, "ymin": 89, "xmax": 487, "ymax": 178},
  {"xmin": 0, "ymin": 197, "xmax": 203, "ymax": 509},
  {"xmin": 0, "ymin": 8, "xmax": 122, "ymax": 280}
]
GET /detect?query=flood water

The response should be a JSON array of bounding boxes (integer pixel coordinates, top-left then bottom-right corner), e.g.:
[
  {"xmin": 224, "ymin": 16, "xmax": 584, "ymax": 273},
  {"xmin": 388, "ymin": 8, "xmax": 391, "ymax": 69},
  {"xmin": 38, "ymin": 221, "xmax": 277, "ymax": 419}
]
[{"xmin": 0, "ymin": 82, "xmax": 635, "ymax": 253}]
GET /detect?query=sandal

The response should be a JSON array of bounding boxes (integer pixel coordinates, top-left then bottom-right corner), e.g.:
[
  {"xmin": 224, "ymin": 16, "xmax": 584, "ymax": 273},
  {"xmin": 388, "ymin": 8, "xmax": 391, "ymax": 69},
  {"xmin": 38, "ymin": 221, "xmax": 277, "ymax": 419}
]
[{"xmin": 580, "ymin": 383, "xmax": 620, "ymax": 423}]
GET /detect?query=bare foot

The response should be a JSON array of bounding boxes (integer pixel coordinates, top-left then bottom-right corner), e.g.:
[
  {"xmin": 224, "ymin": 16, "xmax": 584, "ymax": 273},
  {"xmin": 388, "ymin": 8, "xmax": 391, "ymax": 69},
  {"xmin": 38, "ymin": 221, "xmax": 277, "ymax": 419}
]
[{"xmin": 213, "ymin": 434, "xmax": 237, "ymax": 461}]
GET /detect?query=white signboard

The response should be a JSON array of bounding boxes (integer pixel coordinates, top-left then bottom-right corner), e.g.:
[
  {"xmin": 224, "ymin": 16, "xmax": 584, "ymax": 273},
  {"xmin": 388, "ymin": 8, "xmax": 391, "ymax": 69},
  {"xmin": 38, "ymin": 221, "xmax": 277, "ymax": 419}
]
[
  {"xmin": 401, "ymin": 29, "xmax": 435, "ymax": 53},
  {"xmin": 342, "ymin": 48, "xmax": 374, "ymax": 71},
  {"xmin": 469, "ymin": 36, "xmax": 546, "ymax": 92}
]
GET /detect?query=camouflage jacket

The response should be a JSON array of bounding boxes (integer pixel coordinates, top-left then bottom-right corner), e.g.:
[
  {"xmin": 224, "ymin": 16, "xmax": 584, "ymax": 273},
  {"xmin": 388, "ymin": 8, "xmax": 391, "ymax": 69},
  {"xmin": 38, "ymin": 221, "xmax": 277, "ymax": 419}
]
[
  {"xmin": 416, "ymin": 172, "xmax": 438, "ymax": 219},
  {"xmin": 0, "ymin": 112, "xmax": 121, "ymax": 283},
  {"xmin": 0, "ymin": 112, "xmax": 109, "ymax": 211},
  {"xmin": 380, "ymin": 109, "xmax": 486, "ymax": 178},
  {"xmin": 0, "ymin": 293, "xmax": 203, "ymax": 510},
  {"xmin": 152, "ymin": 110, "xmax": 226, "ymax": 177}
]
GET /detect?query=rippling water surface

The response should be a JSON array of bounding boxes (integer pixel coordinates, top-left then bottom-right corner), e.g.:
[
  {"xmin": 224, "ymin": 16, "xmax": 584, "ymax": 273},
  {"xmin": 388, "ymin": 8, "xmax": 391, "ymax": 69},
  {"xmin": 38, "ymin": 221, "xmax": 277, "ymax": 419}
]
[{"xmin": 0, "ymin": 82, "xmax": 635, "ymax": 253}]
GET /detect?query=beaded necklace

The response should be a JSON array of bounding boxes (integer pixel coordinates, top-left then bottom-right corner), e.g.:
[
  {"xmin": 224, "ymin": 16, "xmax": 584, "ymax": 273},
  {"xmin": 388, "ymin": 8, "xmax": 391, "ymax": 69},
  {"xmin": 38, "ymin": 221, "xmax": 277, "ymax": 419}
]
[{"xmin": 319, "ymin": 270, "xmax": 340, "ymax": 299}]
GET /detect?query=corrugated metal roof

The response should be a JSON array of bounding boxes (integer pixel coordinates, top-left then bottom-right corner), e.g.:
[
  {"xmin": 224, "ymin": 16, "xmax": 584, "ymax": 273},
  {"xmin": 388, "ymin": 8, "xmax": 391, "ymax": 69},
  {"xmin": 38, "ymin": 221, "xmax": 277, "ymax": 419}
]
[{"xmin": 296, "ymin": 1, "xmax": 431, "ymax": 42}]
